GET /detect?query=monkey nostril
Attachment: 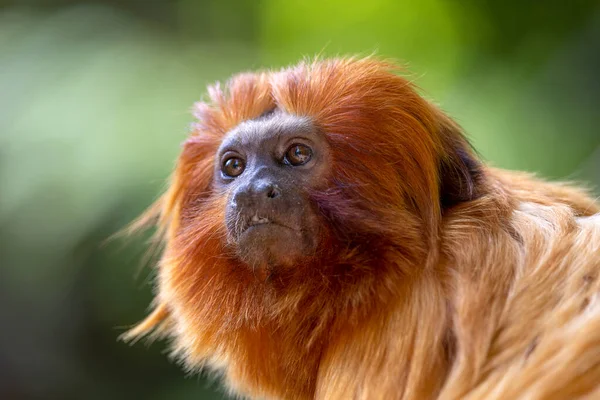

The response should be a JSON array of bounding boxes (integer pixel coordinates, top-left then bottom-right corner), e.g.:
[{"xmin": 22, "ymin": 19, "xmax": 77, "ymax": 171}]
[{"xmin": 267, "ymin": 185, "xmax": 281, "ymax": 199}]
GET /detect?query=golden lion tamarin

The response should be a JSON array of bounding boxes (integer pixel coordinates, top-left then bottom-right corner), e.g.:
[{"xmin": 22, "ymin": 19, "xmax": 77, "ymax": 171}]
[{"xmin": 124, "ymin": 57, "xmax": 600, "ymax": 400}]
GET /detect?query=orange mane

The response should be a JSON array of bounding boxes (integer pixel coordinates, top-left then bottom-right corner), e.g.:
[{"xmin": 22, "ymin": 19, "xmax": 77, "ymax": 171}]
[{"xmin": 125, "ymin": 57, "xmax": 600, "ymax": 400}]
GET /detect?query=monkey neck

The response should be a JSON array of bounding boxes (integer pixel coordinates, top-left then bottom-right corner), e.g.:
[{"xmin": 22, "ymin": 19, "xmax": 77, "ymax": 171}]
[
  {"xmin": 163, "ymin": 205, "xmax": 449, "ymax": 399},
  {"xmin": 177, "ymin": 241, "xmax": 448, "ymax": 399}
]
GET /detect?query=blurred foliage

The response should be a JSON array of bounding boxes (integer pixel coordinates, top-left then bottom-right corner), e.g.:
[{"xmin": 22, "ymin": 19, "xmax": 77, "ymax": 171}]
[{"xmin": 0, "ymin": 1, "xmax": 598, "ymax": 399}]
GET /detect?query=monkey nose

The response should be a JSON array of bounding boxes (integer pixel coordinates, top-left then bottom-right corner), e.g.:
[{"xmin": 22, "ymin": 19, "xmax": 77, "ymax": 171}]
[
  {"xmin": 258, "ymin": 181, "xmax": 281, "ymax": 199},
  {"xmin": 233, "ymin": 180, "xmax": 281, "ymax": 208}
]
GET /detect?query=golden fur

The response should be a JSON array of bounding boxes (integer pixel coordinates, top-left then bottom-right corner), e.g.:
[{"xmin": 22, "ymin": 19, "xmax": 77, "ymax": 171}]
[{"xmin": 124, "ymin": 57, "xmax": 600, "ymax": 399}]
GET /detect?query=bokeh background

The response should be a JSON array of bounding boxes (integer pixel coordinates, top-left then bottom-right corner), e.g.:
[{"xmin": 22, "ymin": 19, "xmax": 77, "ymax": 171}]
[{"xmin": 1, "ymin": 1, "xmax": 599, "ymax": 399}]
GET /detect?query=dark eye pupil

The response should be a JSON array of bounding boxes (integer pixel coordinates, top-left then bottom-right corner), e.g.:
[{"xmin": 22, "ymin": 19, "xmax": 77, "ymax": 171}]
[
  {"xmin": 286, "ymin": 144, "xmax": 312, "ymax": 166},
  {"xmin": 223, "ymin": 157, "xmax": 245, "ymax": 177}
]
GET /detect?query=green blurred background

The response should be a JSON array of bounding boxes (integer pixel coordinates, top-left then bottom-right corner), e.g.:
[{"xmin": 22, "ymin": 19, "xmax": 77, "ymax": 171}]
[{"xmin": 1, "ymin": 1, "xmax": 599, "ymax": 399}]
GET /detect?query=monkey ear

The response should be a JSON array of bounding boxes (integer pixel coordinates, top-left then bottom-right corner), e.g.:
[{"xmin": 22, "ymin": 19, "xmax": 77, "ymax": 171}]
[{"xmin": 437, "ymin": 117, "xmax": 485, "ymax": 210}]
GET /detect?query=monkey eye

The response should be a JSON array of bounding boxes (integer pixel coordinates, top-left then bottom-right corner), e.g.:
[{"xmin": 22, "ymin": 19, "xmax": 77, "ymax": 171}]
[
  {"xmin": 284, "ymin": 144, "xmax": 312, "ymax": 166},
  {"xmin": 222, "ymin": 157, "xmax": 245, "ymax": 177}
]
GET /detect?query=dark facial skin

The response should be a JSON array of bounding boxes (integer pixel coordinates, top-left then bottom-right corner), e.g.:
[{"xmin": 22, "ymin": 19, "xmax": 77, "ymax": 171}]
[{"xmin": 215, "ymin": 111, "xmax": 330, "ymax": 272}]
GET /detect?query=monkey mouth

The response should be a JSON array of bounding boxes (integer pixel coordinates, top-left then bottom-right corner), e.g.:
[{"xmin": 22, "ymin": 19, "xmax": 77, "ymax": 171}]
[
  {"xmin": 227, "ymin": 211, "xmax": 299, "ymax": 241},
  {"xmin": 240, "ymin": 213, "xmax": 298, "ymax": 234},
  {"xmin": 248, "ymin": 214, "xmax": 271, "ymax": 226}
]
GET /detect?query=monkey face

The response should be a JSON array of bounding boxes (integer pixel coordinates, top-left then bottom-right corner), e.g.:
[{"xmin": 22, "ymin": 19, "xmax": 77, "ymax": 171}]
[{"xmin": 215, "ymin": 111, "xmax": 331, "ymax": 271}]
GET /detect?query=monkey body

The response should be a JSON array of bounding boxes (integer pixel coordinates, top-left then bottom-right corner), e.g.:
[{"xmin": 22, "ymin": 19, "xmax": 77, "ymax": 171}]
[{"xmin": 125, "ymin": 58, "xmax": 600, "ymax": 399}]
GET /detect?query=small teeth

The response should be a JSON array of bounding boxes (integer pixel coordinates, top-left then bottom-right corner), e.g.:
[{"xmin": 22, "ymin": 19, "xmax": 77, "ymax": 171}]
[{"xmin": 250, "ymin": 214, "xmax": 270, "ymax": 224}]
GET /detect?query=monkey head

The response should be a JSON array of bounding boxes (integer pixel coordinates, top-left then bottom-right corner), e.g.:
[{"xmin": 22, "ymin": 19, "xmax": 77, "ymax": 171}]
[{"xmin": 125, "ymin": 58, "xmax": 482, "ymax": 397}]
